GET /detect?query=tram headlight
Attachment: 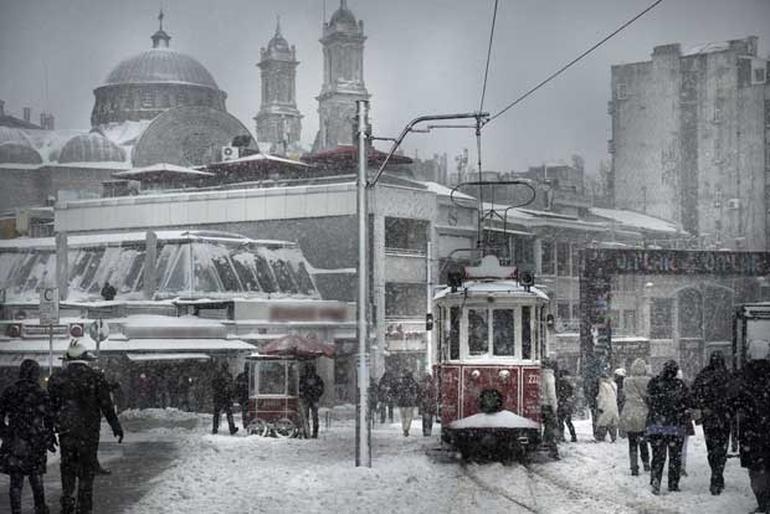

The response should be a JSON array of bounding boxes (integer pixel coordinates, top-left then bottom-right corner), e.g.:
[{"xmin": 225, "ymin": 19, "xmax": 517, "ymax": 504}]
[
  {"xmin": 470, "ymin": 369, "xmax": 481, "ymax": 380},
  {"xmin": 498, "ymin": 369, "xmax": 510, "ymax": 381}
]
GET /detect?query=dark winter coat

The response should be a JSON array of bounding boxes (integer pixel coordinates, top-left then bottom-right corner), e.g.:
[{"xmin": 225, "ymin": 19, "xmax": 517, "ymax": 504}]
[
  {"xmin": 646, "ymin": 361, "xmax": 691, "ymax": 437},
  {"xmin": 691, "ymin": 352, "xmax": 733, "ymax": 430},
  {"xmin": 0, "ymin": 376, "xmax": 55, "ymax": 475},
  {"xmin": 235, "ymin": 371, "xmax": 249, "ymax": 405},
  {"xmin": 211, "ymin": 368, "xmax": 234, "ymax": 405},
  {"xmin": 378, "ymin": 371, "xmax": 396, "ymax": 404},
  {"xmin": 48, "ymin": 363, "xmax": 122, "ymax": 445},
  {"xmin": 299, "ymin": 371, "xmax": 324, "ymax": 403},
  {"xmin": 392, "ymin": 373, "xmax": 419, "ymax": 407},
  {"xmin": 556, "ymin": 374, "xmax": 574, "ymax": 415},
  {"xmin": 100, "ymin": 283, "xmax": 116, "ymax": 301},
  {"xmin": 419, "ymin": 374, "xmax": 436, "ymax": 415},
  {"xmin": 734, "ymin": 359, "xmax": 770, "ymax": 470}
]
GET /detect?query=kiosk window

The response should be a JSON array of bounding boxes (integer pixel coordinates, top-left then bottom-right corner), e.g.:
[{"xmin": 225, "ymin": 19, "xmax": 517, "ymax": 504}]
[
  {"xmin": 468, "ymin": 308, "xmax": 489, "ymax": 355},
  {"xmin": 258, "ymin": 361, "xmax": 286, "ymax": 395},
  {"xmin": 493, "ymin": 309, "xmax": 515, "ymax": 356},
  {"xmin": 449, "ymin": 306, "xmax": 460, "ymax": 360},
  {"xmin": 521, "ymin": 306, "xmax": 532, "ymax": 359}
]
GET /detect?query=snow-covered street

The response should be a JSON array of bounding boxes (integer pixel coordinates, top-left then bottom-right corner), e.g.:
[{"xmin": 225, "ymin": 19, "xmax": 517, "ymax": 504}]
[{"xmin": 110, "ymin": 408, "xmax": 755, "ymax": 514}]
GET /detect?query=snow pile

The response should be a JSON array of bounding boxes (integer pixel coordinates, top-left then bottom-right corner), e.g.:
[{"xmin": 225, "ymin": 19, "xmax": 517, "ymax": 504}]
[
  {"xmin": 449, "ymin": 410, "xmax": 540, "ymax": 430},
  {"xmin": 119, "ymin": 408, "xmax": 207, "ymax": 433}
]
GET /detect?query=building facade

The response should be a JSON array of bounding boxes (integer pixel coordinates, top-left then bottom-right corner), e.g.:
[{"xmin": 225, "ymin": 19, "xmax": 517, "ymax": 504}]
[
  {"xmin": 610, "ymin": 36, "xmax": 770, "ymax": 251},
  {"xmin": 255, "ymin": 19, "xmax": 303, "ymax": 154},
  {"xmin": 313, "ymin": 1, "xmax": 370, "ymax": 152}
]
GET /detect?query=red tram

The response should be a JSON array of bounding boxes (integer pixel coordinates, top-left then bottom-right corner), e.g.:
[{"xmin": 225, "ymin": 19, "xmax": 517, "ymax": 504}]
[{"xmin": 432, "ymin": 255, "xmax": 551, "ymax": 461}]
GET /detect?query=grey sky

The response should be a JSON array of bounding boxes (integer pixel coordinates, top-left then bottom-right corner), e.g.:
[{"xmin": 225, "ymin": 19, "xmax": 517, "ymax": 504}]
[{"xmin": 1, "ymin": 0, "xmax": 769, "ymax": 175}]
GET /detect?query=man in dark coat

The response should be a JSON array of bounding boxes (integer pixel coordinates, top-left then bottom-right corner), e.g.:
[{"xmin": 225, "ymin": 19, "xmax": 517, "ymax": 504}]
[
  {"xmin": 692, "ymin": 351, "xmax": 733, "ymax": 495},
  {"xmin": 99, "ymin": 282, "xmax": 116, "ymax": 301},
  {"xmin": 0, "ymin": 359, "xmax": 56, "ymax": 514},
  {"xmin": 235, "ymin": 364, "xmax": 250, "ymax": 430},
  {"xmin": 211, "ymin": 362, "xmax": 238, "ymax": 435},
  {"xmin": 556, "ymin": 369, "xmax": 577, "ymax": 443},
  {"xmin": 418, "ymin": 372, "xmax": 435, "ymax": 437},
  {"xmin": 378, "ymin": 369, "xmax": 396, "ymax": 424},
  {"xmin": 299, "ymin": 365, "xmax": 325, "ymax": 438},
  {"xmin": 392, "ymin": 370, "xmax": 419, "ymax": 436},
  {"xmin": 48, "ymin": 340, "xmax": 123, "ymax": 514},
  {"xmin": 646, "ymin": 359, "xmax": 690, "ymax": 495},
  {"xmin": 734, "ymin": 339, "xmax": 770, "ymax": 513}
]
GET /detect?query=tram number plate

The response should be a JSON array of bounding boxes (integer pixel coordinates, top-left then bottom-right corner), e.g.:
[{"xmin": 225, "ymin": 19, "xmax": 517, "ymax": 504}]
[{"xmin": 527, "ymin": 374, "xmax": 539, "ymax": 384}]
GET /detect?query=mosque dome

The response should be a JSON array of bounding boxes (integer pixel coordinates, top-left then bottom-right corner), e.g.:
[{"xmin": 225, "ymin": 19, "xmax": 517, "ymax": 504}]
[
  {"xmin": 58, "ymin": 133, "xmax": 126, "ymax": 163},
  {"xmin": 0, "ymin": 127, "xmax": 33, "ymax": 147},
  {"xmin": 91, "ymin": 12, "xmax": 227, "ymax": 128},
  {"xmin": 0, "ymin": 143, "xmax": 42, "ymax": 165}
]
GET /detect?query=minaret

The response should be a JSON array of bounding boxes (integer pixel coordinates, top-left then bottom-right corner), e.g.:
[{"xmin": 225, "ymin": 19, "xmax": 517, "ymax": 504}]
[
  {"xmin": 313, "ymin": 0, "xmax": 369, "ymax": 152},
  {"xmin": 255, "ymin": 17, "xmax": 302, "ymax": 154},
  {"xmin": 151, "ymin": 9, "xmax": 171, "ymax": 48}
]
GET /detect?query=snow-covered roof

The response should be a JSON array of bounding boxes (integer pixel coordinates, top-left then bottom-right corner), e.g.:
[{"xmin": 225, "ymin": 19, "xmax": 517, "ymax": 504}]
[
  {"xmin": 589, "ymin": 207, "xmax": 683, "ymax": 234},
  {"xmin": 683, "ymin": 41, "xmax": 732, "ymax": 56},
  {"xmin": 113, "ymin": 162, "xmax": 214, "ymax": 178},
  {"xmin": 214, "ymin": 152, "xmax": 311, "ymax": 167},
  {"xmin": 0, "ymin": 335, "xmax": 254, "ymax": 353},
  {"xmin": 419, "ymin": 181, "xmax": 475, "ymax": 200},
  {"xmin": 434, "ymin": 280, "xmax": 549, "ymax": 302},
  {"xmin": 96, "ymin": 120, "xmax": 153, "ymax": 146},
  {"xmin": 125, "ymin": 352, "xmax": 211, "ymax": 361},
  {"xmin": 449, "ymin": 410, "xmax": 540, "ymax": 430}
]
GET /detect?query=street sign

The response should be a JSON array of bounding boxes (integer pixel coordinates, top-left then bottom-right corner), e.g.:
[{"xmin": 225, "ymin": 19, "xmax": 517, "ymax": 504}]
[
  {"xmin": 88, "ymin": 318, "xmax": 110, "ymax": 342},
  {"xmin": 39, "ymin": 287, "xmax": 59, "ymax": 325}
]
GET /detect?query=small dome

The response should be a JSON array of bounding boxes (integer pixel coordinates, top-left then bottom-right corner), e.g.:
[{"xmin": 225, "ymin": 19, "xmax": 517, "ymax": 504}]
[
  {"xmin": 59, "ymin": 133, "xmax": 126, "ymax": 163},
  {"xmin": 103, "ymin": 49, "xmax": 219, "ymax": 90},
  {"xmin": 268, "ymin": 33, "xmax": 290, "ymax": 54},
  {"xmin": 0, "ymin": 127, "xmax": 33, "ymax": 147},
  {"xmin": 0, "ymin": 143, "xmax": 42, "ymax": 165},
  {"xmin": 330, "ymin": 5, "xmax": 357, "ymax": 28}
]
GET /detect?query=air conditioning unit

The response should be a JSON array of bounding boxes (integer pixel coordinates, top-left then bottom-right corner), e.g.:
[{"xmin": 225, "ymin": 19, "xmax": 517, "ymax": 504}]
[
  {"xmin": 221, "ymin": 146, "xmax": 238, "ymax": 161},
  {"xmin": 727, "ymin": 198, "xmax": 741, "ymax": 210}
]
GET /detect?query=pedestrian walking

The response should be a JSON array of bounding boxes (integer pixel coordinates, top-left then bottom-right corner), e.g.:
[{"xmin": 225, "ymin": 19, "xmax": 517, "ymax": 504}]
[
  {"xmin": 235, "ymin": 364, "xmax": 250, "ymax": 430},
  {"xmin": 418, "ymin": 372, "xmax": 435, "ymax": 437},
  {"xmin": 48, "ymin": 340, "xmax": 123, "ymax": 514},
  {"xmin": 692, "ymin": 351, "xmax": 733, "ymax": 495},
  {"xmin": 619, "ymin": 358, "xmax": 650, "ymax": 476},
  {"xmin": 299, "ymin": 365, "xmax": 324, "ymax": 439},
  {"xmin": 733, "ymin": 339, "xmax": 770, "ymax": 513},
  {"xmin": 646, "ymin": 359, "xmax": 690, "ymax": 495},
  {"xmin": 392, "ymin": 370, "xmax": 419, "ymax": 436},
  {"xmin": 540, "ymin": 359, "xmax": 560, "ymax": 459},
  {"xmin": 614, "ymin": 367, "xmax": 627, "ymax": 438},
  {"xmin": 378, "ymin": 369, "xmax": 396, "ymax": 424},
  {"xmin": 595, "ymin": 372, "xmax": 619, "ymax": 442},
  {"xmin": 211, "ymin": 362, "xmax": 238, "ymax": 435},
  {"xmin": 676, "ymin": 368, "xmax": 695, "ymax": 478},
  {"xmin": 0, "ymin": 359, "xmax": 56, "ymax": 514},
  {"xmin": 556, "ymin": 369, "xmax": 577, "ymax": 443}
]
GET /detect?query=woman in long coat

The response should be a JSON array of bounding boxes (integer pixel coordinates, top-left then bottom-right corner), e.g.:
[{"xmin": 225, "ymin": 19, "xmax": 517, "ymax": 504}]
[
  {"xmin": 595, "ymin": 372, "xmax": 620, "ymax": 442},
  {"xmin": 619, "ymin": 358, "xmax": 650, "ymax": 475},
  {"xmin": 0, "ymin": 359, "xmax": 56, "ymax": 514}
]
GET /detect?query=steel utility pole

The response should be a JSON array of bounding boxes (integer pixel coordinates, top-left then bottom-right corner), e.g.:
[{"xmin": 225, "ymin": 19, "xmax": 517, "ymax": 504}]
[{"xmin": 355, "ymin": 99, "xmax": 371, "ymax": 467}]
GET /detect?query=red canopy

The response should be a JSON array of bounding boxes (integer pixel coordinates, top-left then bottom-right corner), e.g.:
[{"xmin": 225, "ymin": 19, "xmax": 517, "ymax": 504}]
[{"xmin": 261, "ymin": 334, "xmax": 336, "ymax": 359}]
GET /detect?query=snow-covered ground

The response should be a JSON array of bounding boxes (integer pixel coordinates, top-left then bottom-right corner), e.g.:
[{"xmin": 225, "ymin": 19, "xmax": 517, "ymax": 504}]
[{"xmin": 124, "ymin": 409, "xmax": 755, "ymax": 514}]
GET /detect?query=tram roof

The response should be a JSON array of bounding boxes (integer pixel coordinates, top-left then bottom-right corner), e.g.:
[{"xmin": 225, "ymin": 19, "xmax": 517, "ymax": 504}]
[{"xmin": 433, "ymin": 280, "xmax": 549, "ymax": 302}]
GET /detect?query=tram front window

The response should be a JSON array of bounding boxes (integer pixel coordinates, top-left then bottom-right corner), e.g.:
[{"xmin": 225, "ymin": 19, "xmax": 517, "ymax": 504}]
[
  {"xmin": 449, "ymin": 306, "xmax": 461, "ymax": 360},
  {"xmin": 493, "ymin": 309, "xmax": 515, "ymax": 356},
  {"xmin": 522, "ymin": 306, "xmax": 532, "ymax": 359},
  {"xmin": 468, "ymin": 308, "xmax": 489, "ymax": 355},
  {"xmin": 258, "ymin": 361, "xmax": 286, "ymax": 395}
]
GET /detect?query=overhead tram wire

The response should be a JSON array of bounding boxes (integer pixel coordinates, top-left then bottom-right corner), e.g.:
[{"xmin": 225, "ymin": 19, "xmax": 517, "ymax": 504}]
[
  {"xmin": 473, "ymin": 0, "xmax": 500, "ymax": 251},
  {"xmin": 483, "ymin": 0, "xmax": 664, "ymax": 126}
]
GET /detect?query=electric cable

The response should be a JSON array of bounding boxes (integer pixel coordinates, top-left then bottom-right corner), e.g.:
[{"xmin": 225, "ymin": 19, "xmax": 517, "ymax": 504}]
[
  {"xmin": 485, "ymin": 0, "xmax": 664, "ymax": 125},
  {"xmin": 479, "ymin": 0, "xmax": 500, "ymax": 112}
]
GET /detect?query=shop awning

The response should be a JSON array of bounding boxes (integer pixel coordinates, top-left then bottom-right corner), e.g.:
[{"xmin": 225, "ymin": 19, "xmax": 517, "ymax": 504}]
[
  {"xmin": 126, "ymin": 353, "xmax": 211, "ymax": 362},
  {"xmin": 0, "ymin": 353, "xmax": 63, "ymax": 368},
  {"xmin": 0, "ymin": 337, "xmax": 254, "ymax": 355}
]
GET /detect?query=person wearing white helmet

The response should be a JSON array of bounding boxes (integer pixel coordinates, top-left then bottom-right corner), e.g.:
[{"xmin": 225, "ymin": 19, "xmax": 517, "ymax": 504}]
[{"xmin": 48, "ymin": 339, "xmax": 123, "ymax": 514}]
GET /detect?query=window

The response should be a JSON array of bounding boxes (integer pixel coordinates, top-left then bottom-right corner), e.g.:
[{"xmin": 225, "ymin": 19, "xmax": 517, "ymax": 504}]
[
  {"xmin": 449, "ymin": 306, "xmax": 460, "ymax": 360},
  {"xmin": 258, "ymin": 361, "xmax": 286, "ymax": 395},
  {"xmin": 623, "ymin": 310, "xmax": 636, "ymax": 333},
  {"xmin": 557, "ymin": 302, "xmax": 570, "ymax": 320},
  {"xmin": 254, "ymin": 255, "xmax": 277, "ymax": 293},
  {"xmin": 521, "ymin": 306, "xmax": 532, "ymax": 359},
  {"xmin": 557, "ymin": 243, "xmax": 571, "ymax": 276},
  {"xmin": 468, "ymin": 308, "xmax": 489, "ymax": 355},
  {"xmin": 384, "ymin": 217, "xmax": 428, "ymax": 252},
  {"xmin": 571, "ymin": 245, "xmax": 581, "ymax": 276},
  {"xmin": 385, "ymin": 283, "xmax": 425, "ymax": 317},
  {"xmin": 754, "ymin": 67, "xmax": 767, "ymax": 84},
  {"xmin": 572, "ymin": 304, "xmax": 580, "ymax": 320},
  {"xmin": 493, "ymin": 310, "xmax": 515, "ymax": 356},
  {"xmin": 616, "ymin": 83, "xmax": 628, "ymax": 100},
  {"xmin": 141, "ymin": 92, "xmax": 154, "ymax": 108},
  {"xmin": 271, "ymin": 259, "xmax": 298, "ymax": 293},
  {"xmin": 231, "ymin": 254, "xmax": 261, "ymax": 292},
  {"xmin": 212, "ymin": 254, "xmax": 241, "ymax": 291},
  {"xmin": 650, "ymin": 298, "xmax": 673, "ymax": 338},
  {"xmin": 541, "ymin": 240, "xmax": 555, "ymax": 275}
]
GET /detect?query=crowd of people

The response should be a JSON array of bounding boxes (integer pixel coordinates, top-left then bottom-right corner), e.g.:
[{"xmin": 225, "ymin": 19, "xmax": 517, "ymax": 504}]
[
  {"xmin": 374, "ymin": 368, "xmax": 435, "ymax": 437},
  {"xmin": 543, "ymin": 339, "xmax": 770, "ymax": 512}
]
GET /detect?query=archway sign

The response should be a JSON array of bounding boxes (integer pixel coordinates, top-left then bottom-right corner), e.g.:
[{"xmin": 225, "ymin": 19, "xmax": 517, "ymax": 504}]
[{"xmin": 578, "ymin": 248, "xmax": 770, "ymax": 411}]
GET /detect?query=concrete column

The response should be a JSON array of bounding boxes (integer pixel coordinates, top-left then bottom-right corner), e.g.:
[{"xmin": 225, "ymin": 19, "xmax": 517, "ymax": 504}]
[{"xmin": 533, "ymin": 238, "xmax": 543, "ymax": 275}]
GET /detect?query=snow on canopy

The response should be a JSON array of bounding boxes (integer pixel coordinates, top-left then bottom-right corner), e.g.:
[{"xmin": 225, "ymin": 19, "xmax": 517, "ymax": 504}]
[
  {"xmin": 0, "ymin": 230, "xmax": 320, "ymax": 304},
  {"xmin": 448, "ymin": 410, "xmax": 540, "ymax": 430}
]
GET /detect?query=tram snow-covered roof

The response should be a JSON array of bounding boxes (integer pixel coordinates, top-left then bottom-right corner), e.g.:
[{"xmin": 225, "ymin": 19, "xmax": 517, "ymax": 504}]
[
  {"xmin": 449, "ymin": 410, "xmax": 541, "ymax": 430},
  {"xmin": 434, "ymin": 280, "xmax": 548, "ymax": 301}
]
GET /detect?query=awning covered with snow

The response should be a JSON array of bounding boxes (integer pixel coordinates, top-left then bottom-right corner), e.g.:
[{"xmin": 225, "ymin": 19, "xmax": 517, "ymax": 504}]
[
  {"xmin": 0, "ymin": 353, "xmax": 63, "ymax": 368},
  {"xmin": 126, "ymin": 352, "xmax": 211, "ymax": 362}
]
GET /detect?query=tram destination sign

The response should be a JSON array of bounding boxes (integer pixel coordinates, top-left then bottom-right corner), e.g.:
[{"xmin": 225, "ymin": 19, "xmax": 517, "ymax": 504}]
[{"xmin": 582, "ymin": 249, "xmax": 770, "ymax": 276}]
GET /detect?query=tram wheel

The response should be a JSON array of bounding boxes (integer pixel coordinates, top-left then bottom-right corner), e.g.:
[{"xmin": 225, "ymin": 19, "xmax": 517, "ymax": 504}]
[
  {"xmin": 247, "ymin": 419, "xmax": 269, "ymax": 437},
  {"xmin": 273, "ymin": 418, "xmax": 298, "ymax": 438}
]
